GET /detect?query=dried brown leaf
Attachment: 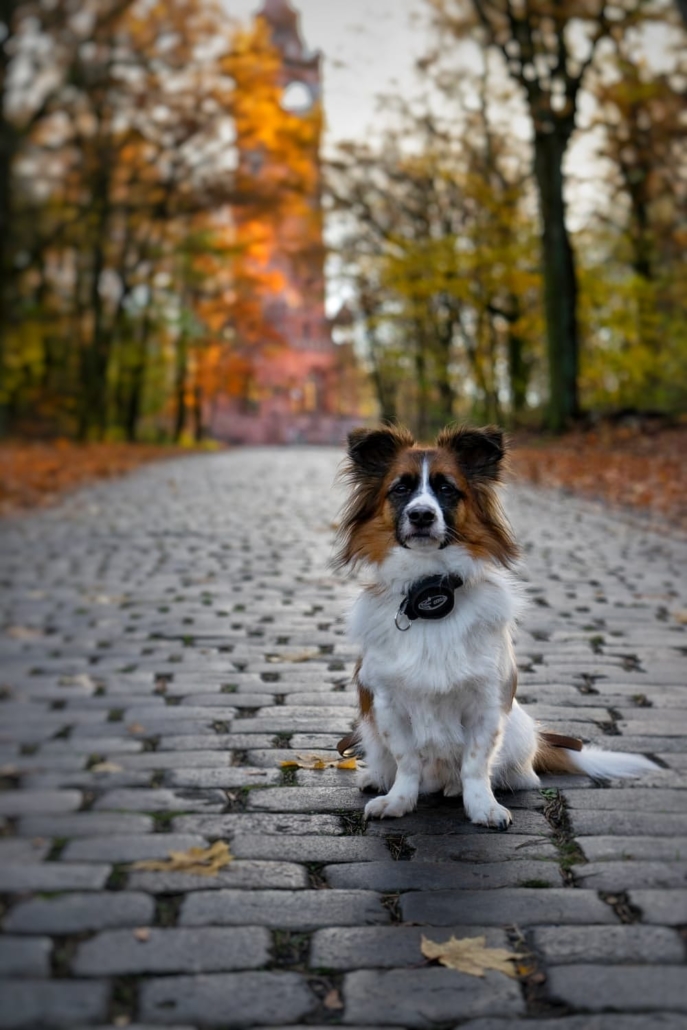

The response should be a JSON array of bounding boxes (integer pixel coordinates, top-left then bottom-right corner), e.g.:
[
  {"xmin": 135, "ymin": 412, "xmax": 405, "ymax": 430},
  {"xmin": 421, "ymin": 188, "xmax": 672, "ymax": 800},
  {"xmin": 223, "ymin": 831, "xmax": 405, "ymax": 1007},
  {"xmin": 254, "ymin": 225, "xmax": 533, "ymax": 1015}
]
[
  {"xmin": 6, "ymin": 626, "xmax": 43, "ymax": 640},
  {"xmin": 91, "ymin": 761, "xmax": 123, "ymax": 773},
  {"xmin": 421, "ymin": 935, "xmax": 518, "ymax": 978},
  {"xmin": 280, "ymin": 753, "xmax": 357, "ymax": 771},
  {"xmin": 133, "ymin": 927, "xmax": 150, "ymax": 942},
  {"xmin": 267, "ymin": 649, "xmax": 319, "ymax": 664},
  {"xmin": 323, "ymin": 988, "xmax": 344, "ymax": 1010},
  {"xmin": 131, "ymin": 841, "xmax": 233, "ymax": 877}
]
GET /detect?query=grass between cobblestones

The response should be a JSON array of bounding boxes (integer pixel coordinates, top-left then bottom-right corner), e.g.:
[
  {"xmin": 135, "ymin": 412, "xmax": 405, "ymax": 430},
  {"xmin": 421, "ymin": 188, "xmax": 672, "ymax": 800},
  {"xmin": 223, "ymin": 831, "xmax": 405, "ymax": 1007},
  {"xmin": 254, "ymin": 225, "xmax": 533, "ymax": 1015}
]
[{"xmin": 539, "ymin": 788, "xmax": 587, "ymax": 883}]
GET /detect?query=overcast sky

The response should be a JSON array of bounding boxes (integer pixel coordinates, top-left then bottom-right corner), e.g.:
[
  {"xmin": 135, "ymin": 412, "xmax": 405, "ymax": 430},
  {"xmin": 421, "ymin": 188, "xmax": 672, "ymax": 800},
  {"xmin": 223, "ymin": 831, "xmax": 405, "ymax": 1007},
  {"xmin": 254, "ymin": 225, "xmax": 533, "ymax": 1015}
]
[{"xmin": 227, "ymin": 0, "xmax": 436, "ymax": 149}]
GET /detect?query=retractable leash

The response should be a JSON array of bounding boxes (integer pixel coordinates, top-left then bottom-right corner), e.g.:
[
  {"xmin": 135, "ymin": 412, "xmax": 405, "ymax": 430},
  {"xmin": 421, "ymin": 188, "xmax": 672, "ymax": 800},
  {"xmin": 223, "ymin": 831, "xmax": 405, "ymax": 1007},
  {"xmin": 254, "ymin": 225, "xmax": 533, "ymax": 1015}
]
[{"xmin": 394, "ymin": 573, "xmax": 464, "ymax": 631}]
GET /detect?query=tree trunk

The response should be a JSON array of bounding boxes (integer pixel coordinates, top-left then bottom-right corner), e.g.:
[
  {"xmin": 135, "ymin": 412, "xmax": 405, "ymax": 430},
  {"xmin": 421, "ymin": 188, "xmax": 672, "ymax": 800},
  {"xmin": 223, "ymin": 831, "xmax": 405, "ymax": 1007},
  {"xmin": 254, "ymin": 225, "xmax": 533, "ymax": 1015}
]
[
  {"xmin": 435, "ymin": 317, "xmax": 455, "ymax": 426},
  {"xmin": 414, "ymin": 322, "xmax": 430, "ymax": 440},
  {"xmin": 0, "ymin": 1, "xmax": 19, "ymax": 436},
  {"xmin": 533, "ymin": 126, "xmax": 580, "ymax": 432},
  {"xmin": 505, "ymin": 294, "xmax": 528, "ymax": 418},
  {"xmin": 192, "ymin": 384, "xmax": 203, "ymax": 443},
  {"xmin": 173, "ymin": 335, "xmax": 188, "ymax": 443}
]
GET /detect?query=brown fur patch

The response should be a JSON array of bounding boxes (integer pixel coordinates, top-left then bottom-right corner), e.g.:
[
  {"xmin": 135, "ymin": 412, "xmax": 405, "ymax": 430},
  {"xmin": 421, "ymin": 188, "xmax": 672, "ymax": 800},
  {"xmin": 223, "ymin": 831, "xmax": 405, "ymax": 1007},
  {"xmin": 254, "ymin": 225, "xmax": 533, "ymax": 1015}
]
[
  {"xmin": 534, "ymin": 739, "xmax": 583, "ymax": 775},
  {"xmin": 334, "ymin": 425, "xmax": 415, "ymax": 569}
]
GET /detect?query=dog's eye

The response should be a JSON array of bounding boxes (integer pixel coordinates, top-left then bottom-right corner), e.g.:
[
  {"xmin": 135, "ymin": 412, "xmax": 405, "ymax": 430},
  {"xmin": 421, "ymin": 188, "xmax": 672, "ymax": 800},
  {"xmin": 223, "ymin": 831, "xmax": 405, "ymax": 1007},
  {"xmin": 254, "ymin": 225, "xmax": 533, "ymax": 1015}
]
[
  {"xmin": 436, "ymin": 480, "xmax": 461, "ymax": 499},
  {"xmin": 391, "ymin": 481, "xmax": 412, "ymax": 496}
]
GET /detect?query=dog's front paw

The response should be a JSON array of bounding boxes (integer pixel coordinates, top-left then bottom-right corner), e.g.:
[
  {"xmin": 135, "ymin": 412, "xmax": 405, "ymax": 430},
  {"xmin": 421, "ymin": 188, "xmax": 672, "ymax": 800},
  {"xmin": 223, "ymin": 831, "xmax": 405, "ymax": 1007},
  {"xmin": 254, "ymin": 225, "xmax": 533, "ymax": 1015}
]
[
  {"xmin": 364, "ymin": 793, "xmax": 414, "ymax": 820},
  {"xmin": 465, "ymin": 800, "xmax": 512, "ymax": 831}
]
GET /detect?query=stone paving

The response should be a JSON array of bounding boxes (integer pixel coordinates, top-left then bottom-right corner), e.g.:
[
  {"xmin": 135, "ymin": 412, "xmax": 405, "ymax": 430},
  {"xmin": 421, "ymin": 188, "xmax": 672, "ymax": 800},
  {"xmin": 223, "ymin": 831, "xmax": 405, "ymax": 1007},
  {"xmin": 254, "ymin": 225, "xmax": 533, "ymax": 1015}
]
[{"xmin": 0, "ymin": 446, "xmax": 686, "ymax": 1029}]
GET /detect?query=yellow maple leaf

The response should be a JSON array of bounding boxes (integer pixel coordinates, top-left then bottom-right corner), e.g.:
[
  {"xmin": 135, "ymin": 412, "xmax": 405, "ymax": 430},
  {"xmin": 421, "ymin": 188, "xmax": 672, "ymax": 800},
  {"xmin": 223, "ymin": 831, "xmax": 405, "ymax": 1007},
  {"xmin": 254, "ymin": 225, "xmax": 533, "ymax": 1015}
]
[
  {"xmin": 421, "ymin": 935, "xmax": 518, "ymax": 978},
  {"xmin": 280, "ymin": 753, "xmax": 357, "ymax": 771},
  {"xmin": 267, "ymin": 649, "xmax": 319, "ymax": 663},
  {"xmin": 131, "ymin": 841, "xmax": 232, "ymax": 877}
]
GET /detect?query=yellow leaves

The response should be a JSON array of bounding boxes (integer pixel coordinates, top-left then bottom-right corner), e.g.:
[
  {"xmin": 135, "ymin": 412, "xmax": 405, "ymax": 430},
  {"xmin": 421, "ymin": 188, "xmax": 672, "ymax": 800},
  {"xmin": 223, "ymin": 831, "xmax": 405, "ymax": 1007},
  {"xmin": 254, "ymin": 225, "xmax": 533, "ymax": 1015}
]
[
  {"xmin": 280, "ymin": 754, "xmax": 357, "ymax": 771},
  {"xmin": 90, "ymin": 761, "xmax": 123, "ymax": 774},
  {"xmin": 421, "ymin": 935, "xmax": 519, "ymax": 979},
  {"xmin": 132, "ymin": 841, "xmax": 233, "ymax": 877},
  {"xmin": 267, "ymin": 648, "xmax": 318, "ymax": 664}
]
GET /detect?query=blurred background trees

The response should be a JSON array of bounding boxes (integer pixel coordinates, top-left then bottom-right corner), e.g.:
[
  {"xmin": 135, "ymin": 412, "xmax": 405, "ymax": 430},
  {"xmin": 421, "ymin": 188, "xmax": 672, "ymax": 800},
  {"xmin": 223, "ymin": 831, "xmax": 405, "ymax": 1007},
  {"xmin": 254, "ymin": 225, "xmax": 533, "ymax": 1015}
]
[
  {"xmin": 1, "ymin": 0, "xmax": 686, "ymax": 442},
  {"xmin": 332, "ymin": 0, "xmax": 687, "ymax": 435}
]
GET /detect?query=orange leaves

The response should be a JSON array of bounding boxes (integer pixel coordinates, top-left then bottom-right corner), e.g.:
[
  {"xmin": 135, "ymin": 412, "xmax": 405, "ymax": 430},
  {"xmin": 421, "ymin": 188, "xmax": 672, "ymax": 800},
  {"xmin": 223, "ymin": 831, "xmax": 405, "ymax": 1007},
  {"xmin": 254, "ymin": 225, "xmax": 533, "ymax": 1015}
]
[
  {"xmin": 513, "ymin": 425, "xmax": 687, "ymax": 532},
  {"xmin": 0, "ymin": 442, "xmax": 188, "ymax": 516}
]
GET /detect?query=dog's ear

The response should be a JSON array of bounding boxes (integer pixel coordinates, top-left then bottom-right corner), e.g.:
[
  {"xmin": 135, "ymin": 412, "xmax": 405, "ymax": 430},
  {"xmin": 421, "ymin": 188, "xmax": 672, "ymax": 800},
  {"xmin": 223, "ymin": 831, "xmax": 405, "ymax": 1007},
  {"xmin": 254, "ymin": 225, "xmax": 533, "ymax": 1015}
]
[
  {"xmin": 437, "ymin": 424, "xmax": 505, "ymax": 482},
  {"xmin": 346, "ymin": 426, "xmax": 415, "ymax": 478}
]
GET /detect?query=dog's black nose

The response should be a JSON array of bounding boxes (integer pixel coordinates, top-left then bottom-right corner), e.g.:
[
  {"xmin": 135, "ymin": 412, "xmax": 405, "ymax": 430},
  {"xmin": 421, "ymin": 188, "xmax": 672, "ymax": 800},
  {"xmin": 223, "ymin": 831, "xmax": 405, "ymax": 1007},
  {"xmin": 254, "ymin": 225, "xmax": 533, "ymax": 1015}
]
[{"xmin": 408, "ymin": 507, "xmax": 436, "ymax": 527}]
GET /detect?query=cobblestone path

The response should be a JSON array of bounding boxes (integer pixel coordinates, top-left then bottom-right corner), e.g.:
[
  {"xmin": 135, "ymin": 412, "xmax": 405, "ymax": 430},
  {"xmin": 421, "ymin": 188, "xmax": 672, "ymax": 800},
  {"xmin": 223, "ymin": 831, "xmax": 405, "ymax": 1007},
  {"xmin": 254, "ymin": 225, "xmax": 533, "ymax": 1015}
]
[{"xmin": 1, "ymin": 447, "xmax": 686, "ymax": 1029}]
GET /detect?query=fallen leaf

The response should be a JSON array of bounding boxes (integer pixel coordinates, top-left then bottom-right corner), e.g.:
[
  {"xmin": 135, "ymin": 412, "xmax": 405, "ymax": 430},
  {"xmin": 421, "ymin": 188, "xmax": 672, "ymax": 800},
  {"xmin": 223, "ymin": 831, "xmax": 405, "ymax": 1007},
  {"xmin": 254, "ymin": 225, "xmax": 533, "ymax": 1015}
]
[
  {"xmin": 280, "ymin": 753, "xmax": 357, "ymax": 771},
  {"xmin": 323, "ymin": 988, "xmax": 344, "ymax": 1010},
  {"xmin": 91, "ymin": 761, "xmax": 123, "ymax": 773},
  {"xmin": 267, "ymin": 649, "xmax": 319, "ymax": 664},
  {"xmin": 127, "ymin": 723, "xmax": 145, "ymax": 735},
  {"xmin": 674, "ymin": 610, "xmax": 687, "ymax": 625},
  {"xmin": 421, "ymin": 935, "xmax": 518, "ymax": 978},
  {"xmin": 6, "ymin": 626, "xmax": 43, "ymax": 639},
  {"xmin": 58, "ymin": 674, "xmax": 96, "ymax": 689},
  {"xmin": 131, "ymin": 841, "xmax": 233, "ymax": 876},
  {"xmin": 336, "ymin": 757, "xmax": 357, "ymax": 770},
  {"xmin": 133, "ymin": 927, "xmax": 150, "ymax": 942}
]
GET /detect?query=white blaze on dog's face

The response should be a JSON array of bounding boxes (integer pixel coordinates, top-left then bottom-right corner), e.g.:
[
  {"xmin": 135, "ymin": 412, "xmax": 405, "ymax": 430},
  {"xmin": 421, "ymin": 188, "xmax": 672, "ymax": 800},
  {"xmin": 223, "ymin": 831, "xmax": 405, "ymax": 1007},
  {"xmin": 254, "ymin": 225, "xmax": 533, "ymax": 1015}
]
[
  {"xmin": 335, "ymin": 424, "xmax": 518, "ymax": 570},
  {"xmin": 388, "ymin": 456, "xmax": 457, "ymax": 550}
]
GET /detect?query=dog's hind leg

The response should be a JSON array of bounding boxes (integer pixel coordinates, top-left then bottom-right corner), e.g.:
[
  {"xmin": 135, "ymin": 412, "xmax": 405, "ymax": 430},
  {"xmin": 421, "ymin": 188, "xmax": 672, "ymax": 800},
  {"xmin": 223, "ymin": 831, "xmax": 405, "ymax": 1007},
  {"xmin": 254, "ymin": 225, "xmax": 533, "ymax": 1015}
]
[{"xmin": 492, "ymin": 699, "xmax": 540, "ymax": 791}]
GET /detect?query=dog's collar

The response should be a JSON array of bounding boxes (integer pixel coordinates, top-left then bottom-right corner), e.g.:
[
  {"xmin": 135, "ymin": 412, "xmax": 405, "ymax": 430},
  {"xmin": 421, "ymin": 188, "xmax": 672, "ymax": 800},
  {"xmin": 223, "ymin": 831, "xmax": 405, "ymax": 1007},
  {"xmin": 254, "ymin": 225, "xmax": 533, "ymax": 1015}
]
[{"xmin": 395, "ymin": 573, "xmax": 464, "ymax": 631}]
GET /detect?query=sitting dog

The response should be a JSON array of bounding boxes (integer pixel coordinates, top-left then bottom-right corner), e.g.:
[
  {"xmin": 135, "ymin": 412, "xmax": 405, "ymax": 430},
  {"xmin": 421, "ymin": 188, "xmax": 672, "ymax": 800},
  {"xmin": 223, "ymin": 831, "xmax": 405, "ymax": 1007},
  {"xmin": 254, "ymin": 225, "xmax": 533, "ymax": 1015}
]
[{"xmin": 335, "ymin": 424, "xmax": 657, "ymax": 829}]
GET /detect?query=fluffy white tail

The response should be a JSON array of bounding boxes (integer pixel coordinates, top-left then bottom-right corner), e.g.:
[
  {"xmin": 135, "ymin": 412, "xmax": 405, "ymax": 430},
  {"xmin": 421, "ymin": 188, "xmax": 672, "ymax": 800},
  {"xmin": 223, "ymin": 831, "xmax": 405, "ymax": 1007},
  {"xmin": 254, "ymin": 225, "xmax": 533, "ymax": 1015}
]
[
  {"xmin": 535, "ymin": 733, "xmax": 659, "ymax": 779},
  {"xmin": 566, "ymin": 746, "xmax": 659, "ymax": 779}
]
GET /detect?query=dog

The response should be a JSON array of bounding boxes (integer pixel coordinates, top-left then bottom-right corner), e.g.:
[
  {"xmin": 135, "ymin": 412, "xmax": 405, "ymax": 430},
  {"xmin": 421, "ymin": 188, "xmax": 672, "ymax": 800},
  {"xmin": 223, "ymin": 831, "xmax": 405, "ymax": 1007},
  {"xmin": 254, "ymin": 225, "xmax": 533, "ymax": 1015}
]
[{"xmin": 334, "ymin": 423, "xmax": 657, "ymax": 829}]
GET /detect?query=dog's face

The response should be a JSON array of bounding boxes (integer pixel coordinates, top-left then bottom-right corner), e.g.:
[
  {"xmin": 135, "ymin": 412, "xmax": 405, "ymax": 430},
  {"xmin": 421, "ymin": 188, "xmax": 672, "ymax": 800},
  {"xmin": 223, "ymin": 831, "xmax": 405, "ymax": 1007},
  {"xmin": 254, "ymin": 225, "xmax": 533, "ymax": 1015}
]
[{"xmin": 335, "ymin": 424, "xmax": 518, "ymax": 569}]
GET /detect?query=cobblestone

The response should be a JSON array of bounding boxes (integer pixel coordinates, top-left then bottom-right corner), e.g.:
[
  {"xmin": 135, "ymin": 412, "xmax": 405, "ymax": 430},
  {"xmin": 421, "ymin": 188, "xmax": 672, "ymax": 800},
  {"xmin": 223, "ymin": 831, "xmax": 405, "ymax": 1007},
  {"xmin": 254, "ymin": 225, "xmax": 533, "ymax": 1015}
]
[
  {"xmin": 547, "ymin": 965, "xmax": 687, "ymax": 1012},
  {"xmin": 1, "ymin": 446, "xmax": 686, "ymax": 1026},
  {"xmin": 342, "ymin": 968, "xmax": 524, "ymax": 1025},
  {"xmin": 139, "ymin": 971, "xmax": 318, "ymax": 1025},
  {"xmin": 0, "ymin": 979, "xmax": 110, "ymax": 1028},
  {"xmin": 4, "ymin": 892, "xmax": 155, "ymax": 934},
  {"xmin": 73, "ymin": 926, "xmax": 271, "ymax": 975}
]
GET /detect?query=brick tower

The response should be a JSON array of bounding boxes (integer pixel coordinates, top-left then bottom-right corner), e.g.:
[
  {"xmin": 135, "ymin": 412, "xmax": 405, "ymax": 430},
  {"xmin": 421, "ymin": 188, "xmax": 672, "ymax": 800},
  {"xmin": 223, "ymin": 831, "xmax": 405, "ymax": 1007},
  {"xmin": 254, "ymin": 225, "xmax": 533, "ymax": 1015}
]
[{"xmin": 210, "ymin": 0, "xmax": 361, "ymax": 444}]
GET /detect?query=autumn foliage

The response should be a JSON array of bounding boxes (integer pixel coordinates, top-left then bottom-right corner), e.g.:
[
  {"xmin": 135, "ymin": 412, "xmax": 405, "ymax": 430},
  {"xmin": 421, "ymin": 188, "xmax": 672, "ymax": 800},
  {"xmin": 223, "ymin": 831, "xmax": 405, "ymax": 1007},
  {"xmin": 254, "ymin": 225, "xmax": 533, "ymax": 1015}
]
[{"xmin": 0, "ymin": 0, "xmax": 319, "ymax": 443}]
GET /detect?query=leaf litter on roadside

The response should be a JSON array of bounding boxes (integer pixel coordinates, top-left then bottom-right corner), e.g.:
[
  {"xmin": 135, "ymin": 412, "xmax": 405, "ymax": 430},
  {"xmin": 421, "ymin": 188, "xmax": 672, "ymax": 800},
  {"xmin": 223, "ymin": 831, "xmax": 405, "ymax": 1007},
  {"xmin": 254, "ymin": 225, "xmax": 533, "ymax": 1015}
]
[
  {"xmin": 421, "ymin": 935, "xmax": 519, "ymax": 978},
  {"xmin": 131, "ymin": 841, "xmax": 233, "ymax": 876},
  {"xmin": 280, "ymin": 753, "xmax": 357, "ymax": 771}
]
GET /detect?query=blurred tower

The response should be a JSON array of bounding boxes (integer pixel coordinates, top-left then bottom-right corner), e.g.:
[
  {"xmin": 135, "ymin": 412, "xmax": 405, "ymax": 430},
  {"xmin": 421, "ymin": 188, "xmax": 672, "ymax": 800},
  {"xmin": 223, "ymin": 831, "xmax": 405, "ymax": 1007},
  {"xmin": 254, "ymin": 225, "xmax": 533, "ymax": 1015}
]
[
  {"xmin": 252, "ymin": 0, "xmax": 331, "ymax": 361},
  {"xmin": 212, "ymin": 0, "xmax": 364, "ymax": 443}
]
